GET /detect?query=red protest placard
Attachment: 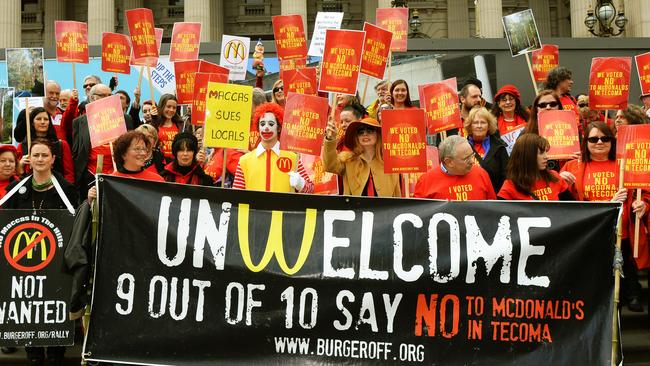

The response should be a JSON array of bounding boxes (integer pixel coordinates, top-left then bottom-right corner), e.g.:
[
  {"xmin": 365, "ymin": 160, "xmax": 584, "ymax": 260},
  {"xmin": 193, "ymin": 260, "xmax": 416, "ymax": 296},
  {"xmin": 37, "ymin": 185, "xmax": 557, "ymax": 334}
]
[
  {"xmin": 618, "ymin": 124, "xmax": 650, "ymax": 188},
  {"xmin": 199, "ymin": 60, "xmax": 230, "ymax": 74},
  {"xmin": 86, "ymin": 95, "xmax": 127, "ymax": 148},
  {"xmin": 531, "ymin": 44, "xmax": 558, "ymax": 82},
  {"xmin": 538, "ymin": 110, "xmax": 580, "ymax": 159},
  {"xmin": 360, "ymin": 22, "xmax": 392, "ymax": 79},
  {"xmin": 272, "ymin": 15, "xmax": 308, "ymax": 61},
  {"xmin": 192, "ymin": 72, "xmax": 229, "ymax": 126},
  {"xmin": 280, "ymin": 93, "xmax": 329, "ymax": 155},
  {"xmin": 280, "ymin": 58, "xmax": 307, "ymax": 73},
  {"xmin": 126, "ymin": 8, "xmax": 158, "ymax": 61},
  {"xmin": 101, "ymin": 33, "xmax": 131, "ymax": 74},
  {"xmin": 174, "ymin": 60, "xmax": 201, "ymax": 105},
  {"xmin": 381, "ymin": 109, "xmax": 427, "ymax": 173},
  {"xmin": 407, "ymin": 146, "xmax": 439, "ymax": 197},
  {"xmin": 319, "ymin": 29, "xmax": 365, "ymax": 95},
  {"xmin": 130, "ymin": 27, "xmax": 163, "ymax": 67},
  {"xmin": 588, "ymin": 57, "xmax": 632, "ymax": 110},
  {"xmin": 420, "ymin": 78, "xmax": 462, "ymax": 134},
  {"xmin": 635, "ymin": 52, "xmax": 650, "ymax": 96},
  {"xmin": 169, "ymin": 22, "xmax": 201, "ymax": 61},
  {"xmin": 300, "ymin": 154, "xmax": 339, "ymax": 195},
  {"xmin": 376, "ymin": 8, "xmax": 408, "ymax": 52},
  {"xmin": 283, "ymin": 67, "xmax": 317, "ymax": 96},
  {"xmin": 55, "ymin": 21, "xmax": 88, "ymax": 63}
]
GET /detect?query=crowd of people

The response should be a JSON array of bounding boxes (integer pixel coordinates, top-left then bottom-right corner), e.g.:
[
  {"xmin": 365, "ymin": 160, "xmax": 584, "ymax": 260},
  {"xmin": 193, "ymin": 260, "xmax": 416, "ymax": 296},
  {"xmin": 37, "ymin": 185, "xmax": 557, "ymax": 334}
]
[{"xmin": 1, "ymin": 65, "xmax": 650, "ymax": 364}]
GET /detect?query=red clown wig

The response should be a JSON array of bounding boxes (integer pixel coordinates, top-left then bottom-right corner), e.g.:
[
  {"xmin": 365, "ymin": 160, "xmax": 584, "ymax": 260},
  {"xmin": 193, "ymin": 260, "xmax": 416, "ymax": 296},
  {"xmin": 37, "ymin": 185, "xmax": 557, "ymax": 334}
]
[{"xmin": 252, "ymin": 103, "xmax": 284, "ymax": 132}]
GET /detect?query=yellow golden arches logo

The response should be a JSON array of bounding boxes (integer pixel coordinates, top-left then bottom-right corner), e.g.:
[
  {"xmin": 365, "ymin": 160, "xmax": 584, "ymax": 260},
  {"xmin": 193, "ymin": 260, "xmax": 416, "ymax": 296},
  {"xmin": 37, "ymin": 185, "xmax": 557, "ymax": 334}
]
[
  {"xmin": 237, "ymin": 204, "xmax": 316, "ymax": 275},
  {"xmin": 13, "ymin": 231, "xmax": 47, "ymax": 261},
  {"xmin": 224, "ymin": 40, "xmax": 246, "ymax": 64}
]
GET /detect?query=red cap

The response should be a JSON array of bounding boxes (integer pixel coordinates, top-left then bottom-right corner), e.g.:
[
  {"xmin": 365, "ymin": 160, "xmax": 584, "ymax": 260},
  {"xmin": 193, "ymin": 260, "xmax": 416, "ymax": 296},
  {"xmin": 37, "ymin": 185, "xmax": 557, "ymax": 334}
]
[
  {"xmin": 0, "ymin": 145, "xmax": 18, "ymax": 158},
  {"xmin": 494, "ymin": 84, "xmax": 521, "ymax": 102}
]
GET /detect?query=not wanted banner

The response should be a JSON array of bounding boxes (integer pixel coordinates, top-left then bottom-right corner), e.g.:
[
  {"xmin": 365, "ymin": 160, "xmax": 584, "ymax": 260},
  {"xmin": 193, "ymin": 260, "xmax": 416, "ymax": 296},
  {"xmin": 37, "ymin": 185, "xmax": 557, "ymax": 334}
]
[{"xmin": 85, "ymin": 175, "xmax": 618, "ymax": 365}]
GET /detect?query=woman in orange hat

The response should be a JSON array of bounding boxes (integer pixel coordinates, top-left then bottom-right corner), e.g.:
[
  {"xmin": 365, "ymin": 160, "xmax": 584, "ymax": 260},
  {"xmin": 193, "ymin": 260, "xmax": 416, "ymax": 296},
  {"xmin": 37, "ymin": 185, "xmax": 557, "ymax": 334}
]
[
  {"xmin": 322, "ymin": 116, "xmax": 401, "ymax": 197},
  {"xmin": 491, "ymin": 84, "xmax": 529, "ymax": 135}
]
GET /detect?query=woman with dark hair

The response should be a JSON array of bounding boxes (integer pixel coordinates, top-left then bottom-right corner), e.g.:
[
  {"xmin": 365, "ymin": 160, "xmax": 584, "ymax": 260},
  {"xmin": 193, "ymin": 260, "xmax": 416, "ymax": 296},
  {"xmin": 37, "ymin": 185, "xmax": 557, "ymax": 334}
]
[
  {"xmin": 491, "ymin": 84, "xmax": 529, "ymax": 135},
  {"xmin": 136, "ymin": 124, "xmax": 165, "ymax": 174},
  {"xmin": 0, "ymin": 145, "xmax": 18, "ymax": 199},
  {"xmin": 614, "ymin": 104, "xmax": 648, "ymax": 136},
  {"xmin": 323, "ymin": 116, "xmax": 401, "ymax": 197},
  {"xmin": 151, "ymin": 93, "xmax": 188, "ymax": 162},
  {"xmin": 497, "ymin": 134, "xmax": 573, "ymax": 200},
  {"xmin": 17, "ymin": 107, "xmax": 74, "ymax": 183},
  {"xmin": 390, "ymin": 79, "xmax": 415, "ymax": 110},
  {"xmin": 162, "ymin": 132, "xmax": 213, "ymax": 186},
  {"xmin": 524, "ymin": 89, "xmax": 563, "ymax": 135},
  {"xmin": 464, "ymin": 107, "xmax": 509, "ymax": 191},
  {"xmin": 561, "ymin": 121, "xmax": 648, "ymax": 312},
  {"xmin": 112, "ymin": 131, "xmax": 165, "ymax": 181},
  {"xmin": 0, "ymin": 138, "xmax": 78, "ymax": 366}
]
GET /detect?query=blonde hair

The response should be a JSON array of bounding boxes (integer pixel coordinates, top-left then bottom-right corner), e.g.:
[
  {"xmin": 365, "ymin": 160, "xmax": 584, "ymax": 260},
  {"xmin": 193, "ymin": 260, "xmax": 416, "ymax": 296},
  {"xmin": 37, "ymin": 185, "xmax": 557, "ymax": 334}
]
[
  {"xmin": 136, "ymin": 124, "xmax": 159, "ymax": 146},
  {"xmin": 464, "ymin": 106, "xmax": 497, "ymax": 136}
]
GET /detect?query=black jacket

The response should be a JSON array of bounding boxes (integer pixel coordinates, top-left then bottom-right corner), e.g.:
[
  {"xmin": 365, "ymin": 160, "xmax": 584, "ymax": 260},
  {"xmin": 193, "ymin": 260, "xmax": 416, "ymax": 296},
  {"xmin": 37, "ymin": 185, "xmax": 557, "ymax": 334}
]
[
  {"xmin": 470, "ymin": 134, "xmax": 509, "ymax": 192},
  {"xmin": 2, "ymin": 170, "xmax": 79, "ymax": 209},
  {"xmin": 64, "ymin": 200, "xmax": 93, "ymax": 318}
]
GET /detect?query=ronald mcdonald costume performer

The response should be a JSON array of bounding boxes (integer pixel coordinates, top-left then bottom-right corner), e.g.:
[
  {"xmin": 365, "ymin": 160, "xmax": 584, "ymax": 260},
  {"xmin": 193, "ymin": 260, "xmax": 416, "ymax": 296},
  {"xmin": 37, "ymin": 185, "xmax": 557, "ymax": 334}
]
[{"xmin": 233, "ymin": 103, "xmax": 314, "ymax": 193}]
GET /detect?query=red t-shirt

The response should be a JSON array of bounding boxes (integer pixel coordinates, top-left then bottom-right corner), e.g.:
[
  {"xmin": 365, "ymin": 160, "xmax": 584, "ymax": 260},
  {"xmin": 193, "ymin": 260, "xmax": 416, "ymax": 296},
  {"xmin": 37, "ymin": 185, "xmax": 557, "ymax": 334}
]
[
  {"xmin": 498, "ymin": 170, "xmax": 569, "ymax": 200},
  {"xmin": 158, "ymin": 124, "xmax": 179, "ymax": 160},
  {"xmin": 497, "ymin": 114, "xmax": 527, "ymax": 136},
  {"xmin": 87, "ymin": 144, "xmax": 114, "ymax": 175},
  {"xmin": 414, "ymin": 165, "xmax": 496, "ymax": 200},
  {"xmin": 112, "ymin": 169, "xmax": 164, "ymax": 182},
  {"xmin": 562, "ymin": 159, "xmax": 618, "ymax": 201}
]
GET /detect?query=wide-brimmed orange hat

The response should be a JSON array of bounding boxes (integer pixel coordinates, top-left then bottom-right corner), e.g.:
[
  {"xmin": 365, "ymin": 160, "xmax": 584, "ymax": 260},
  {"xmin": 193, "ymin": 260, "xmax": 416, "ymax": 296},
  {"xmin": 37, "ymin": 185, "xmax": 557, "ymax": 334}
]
[{"xmin": 344, "ymin": 117, "xmax": 381, "ymax": 150}]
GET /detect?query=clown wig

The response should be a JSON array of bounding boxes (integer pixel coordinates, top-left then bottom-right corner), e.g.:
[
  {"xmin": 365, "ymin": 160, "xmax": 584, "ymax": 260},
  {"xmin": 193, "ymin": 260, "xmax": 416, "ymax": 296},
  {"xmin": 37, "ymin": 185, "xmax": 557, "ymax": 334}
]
[{"xmin": 252, "ymin": 103, "xmax": 284, "ymax": 132}]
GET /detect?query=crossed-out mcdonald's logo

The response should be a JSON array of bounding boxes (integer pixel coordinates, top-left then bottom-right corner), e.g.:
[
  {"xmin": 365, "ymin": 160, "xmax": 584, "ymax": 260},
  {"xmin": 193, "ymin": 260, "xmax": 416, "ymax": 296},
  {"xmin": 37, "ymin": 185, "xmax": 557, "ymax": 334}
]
[
  {"xmin": 237, "ymin": 204, "xmax": 316, "ymax": 275},
  {"xmin": 224, "ymin": 39, "xmax": 246, "ymax": 65},
  {"xmin": 3, "ymin": 222, "xmax": 56, "ymax": 272},
  {"xmin": 13, "ymin": 231, "xmax": 48, "ymax": 261}
]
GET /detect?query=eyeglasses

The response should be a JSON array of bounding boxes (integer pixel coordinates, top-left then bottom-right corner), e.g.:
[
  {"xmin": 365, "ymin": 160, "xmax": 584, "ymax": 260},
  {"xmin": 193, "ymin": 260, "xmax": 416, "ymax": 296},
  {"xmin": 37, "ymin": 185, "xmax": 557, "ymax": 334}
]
[
  {"xmin": 587, "ymin": 136, "xmax": 613, "ymax": 143},
  {"xmin": 578, "ymin": 103, "xmax": 588, "ymax": 108},
  {"xmin": 357, "ymin": 127, "xmax": 377, "ymax": 136},
  {"xmin": 273, "ymin": 86, "xmax": 284, "ymax": 93},
  {"xmin": 537, "ymin": 101, "xmax": 559, "ymax": 109},
  {"xmin": 129, "ymin": 147, "xmax": 149, "ymax": 153},
  {"xmin": 83, "ymin": 83, "xmax": 96, "ymax": 89}
]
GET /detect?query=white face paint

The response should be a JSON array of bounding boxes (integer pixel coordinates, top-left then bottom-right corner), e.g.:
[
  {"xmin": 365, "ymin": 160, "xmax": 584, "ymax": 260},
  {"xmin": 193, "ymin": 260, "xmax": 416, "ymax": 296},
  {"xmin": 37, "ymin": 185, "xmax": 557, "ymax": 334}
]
[{"xmin": 259, "ymin": 112, "xmax": 279, "ymax": 143}]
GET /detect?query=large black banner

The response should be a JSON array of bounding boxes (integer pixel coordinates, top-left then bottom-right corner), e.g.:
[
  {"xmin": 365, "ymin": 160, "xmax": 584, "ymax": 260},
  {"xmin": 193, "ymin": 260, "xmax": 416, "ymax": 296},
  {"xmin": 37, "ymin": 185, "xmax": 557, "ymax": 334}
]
[
  {"xmin": 0, "ymin": 210, "xmax": 75, "ymax": 346},
  {"xmin": 85, "ymin": 175, "xmax": 619, "ymax": 365}
]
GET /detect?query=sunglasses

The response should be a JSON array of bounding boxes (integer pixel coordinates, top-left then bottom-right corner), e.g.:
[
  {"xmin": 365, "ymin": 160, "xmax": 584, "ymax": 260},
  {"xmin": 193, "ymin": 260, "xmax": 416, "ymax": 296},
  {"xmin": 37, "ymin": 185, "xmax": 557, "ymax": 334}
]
[
  {"xmin": 273, "ymin": 86, "xmax": 284, "ymax": 93},
  {"xmin": 587, "ymin": 136, "xmax": 613, "ymax": 143},
  {"xmin": 83, "ymin": 83, "xmax": 96, "ymax": 89},
  {"xmin": 357, "ymin": 127, "xmax": 377, "ymax": 135},
  {"xmin": 537, "ymin": 101, "xmax": 559, "ymax": 109},
  {"xmin": 578, "ymin": 103, "xmax": 588, "ymax": 108}
]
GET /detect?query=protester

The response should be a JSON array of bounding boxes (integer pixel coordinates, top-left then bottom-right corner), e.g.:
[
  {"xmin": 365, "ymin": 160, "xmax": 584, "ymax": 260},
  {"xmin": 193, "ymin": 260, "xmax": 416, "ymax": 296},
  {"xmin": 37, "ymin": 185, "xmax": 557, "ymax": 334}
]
[
  {"xmin": 115, "ymin": 90, "xmax": 131, "ymax": 114},
  {"xmin": 414, "ymin": 135, "xmax": 495, "ymax": 200},
  {"xmin": 59, "ymin": 89, "xmax": 71, "ymax": 110},
  {"xmin": 366, "ymin": 79, "xmax": 390, "ymax": 120},
  {"xmin": 576, "ymin": 94, "xmax": 604, "ymax": 126},
  {"xmin": 524, "ymin": 89, "xmax": 563, "ymax": 135},
  {"xmin": 78, "ymin": 74, "xmax": 102, "ymax": 114},
  {"xmin": 459, "ymin": 83, "xmax": 483, "ymax": 120},
  {"xmin": 0, "ymin": 145, "xmax": 18, "ymax": 199},
  {"xmin": 491, "ymin": 84, "xmax": 529, "ymax": 135},
  {"xmin": 614, "ymin": 105, "xmax": 648, "ymax": 136},
  {"xmin": 151, "ymin": 93, "xmax": 187, "ymax": 162},
  {"xmin": 0, "ymin": 138, "xmax": 77, "ymax": 366},
  {"xmin": 135, "ymin": 124, "xmax": 165, "ymax": 174},
  {"xmin": 252, "ymin": 87, "xmax": 267, "ymax": 112},
  {"xmin": 498, "ymin": 134, "xmax": 573, "ymax": 200},
  {"xmin": 198, "ymin": 125, "xmax": 244, "ymax": 187},
  {"xmin": 390, "ymin": 79, "xmax": 416, "ymax": 110},
  {"xmin": 641, "ymin": 93, "xmax": 650, "ymax": 118},
  {"xmin": 161, "ymin": 132, "xmax": 213, "ymax": 186},
  {"xmin": 544, "ymin": 66, "xmax": 581, "ymax": 132},
  {"xmin": 271, "ymin": 79, "xmax": 285, "ymax": 107},
  {"xmin": 72, "ymin": 83, "xmax": 135, "ymax": 196},
  {"xmin": 17, "ymin": 107, "xmax": 75, "ymax": 184},
  {"xmin": 233, "ymin": 103, "xmax": 313, "ymax": 193},
  {"xmin": 323, "ymin": 116, "xmax": 401, "ymax": 197},
  {"xmin": 110, "ymin": 131, "xmax": 164, "ymax": 181},
  {"xmin": 465, "ymin": 107, "xmax": 509, "ymax": 191}
]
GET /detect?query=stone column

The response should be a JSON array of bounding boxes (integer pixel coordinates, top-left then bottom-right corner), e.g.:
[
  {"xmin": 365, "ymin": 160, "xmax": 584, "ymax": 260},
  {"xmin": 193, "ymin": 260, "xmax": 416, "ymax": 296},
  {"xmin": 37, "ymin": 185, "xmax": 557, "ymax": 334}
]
[
  {"xmin": 570, "ymin": 0, "xmax": 592, "ymax": 37},
  {"xmin": 529, "ymin": 0, "xmax": 551, "ymax": 37},
  {"xmin": 625, "ymin": 0, "xmax": 650, "ymax": 36},
  {"xmin": 475, "ymin": 0, "xmax": 503, "ymax": 38},
  {"xmin": 185, "ymin": 0, "xmax": 212, "ymax": 42},
  {"xmin": 123, "ymin": 0, "xmax": 144, "ymax": 10},
  {"xmin": 211, "ymin": 0, "xmax": 224, "ymax": 41},
  {"xmin": 281, "ymin": 0, "xmax": 308, "ymax": 34},
  {"xmin": 0, "ymin": 0, "xmax": 21, "ymax": 48},
  {"xmin": 377, "ymin": 0, "xmax": 391, "ymax": 9},
  {"xmin": 447, "ymin": 0, "xmax": 469, "ymax": 38},
  {"xmin": 44, "ymin": 0, "xmax": 67, "ymax": 48},
  {"xmin": 364, "ymin": 0, "xmax": 379, "ymax": 24},
  {"xmin": 88, "ymin": 0, "xmax": 115, "ymax": 45}
]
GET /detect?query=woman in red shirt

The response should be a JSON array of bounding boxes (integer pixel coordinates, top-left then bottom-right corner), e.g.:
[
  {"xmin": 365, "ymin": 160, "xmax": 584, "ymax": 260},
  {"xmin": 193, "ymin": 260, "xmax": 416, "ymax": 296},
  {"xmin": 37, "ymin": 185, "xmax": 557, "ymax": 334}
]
[
  {"xmin": 151, "ymin": 94, "xmax": 188, "ymax": 162},
  {"xmin": 0, "ymin": 145, "xmax": 18, "ymax": 198},
  {"xmin": 497, "ymin": 134, "xmax": 573, "ymax": 200},
  {"xmin": 389, "ymin": 79, "xmax": 416, "ymax": 110},
  {"xmin": 491, "ymin": 84, "xmax": 529, "ymax": 135}
]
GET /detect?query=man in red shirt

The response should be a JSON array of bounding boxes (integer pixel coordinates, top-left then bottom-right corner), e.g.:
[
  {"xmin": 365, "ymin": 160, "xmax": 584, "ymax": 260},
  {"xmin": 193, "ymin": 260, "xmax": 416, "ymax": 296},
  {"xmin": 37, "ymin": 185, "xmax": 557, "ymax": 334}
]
[{"xmin": 414, "ymin": 135, "xmax": 496, "ymax": 200}]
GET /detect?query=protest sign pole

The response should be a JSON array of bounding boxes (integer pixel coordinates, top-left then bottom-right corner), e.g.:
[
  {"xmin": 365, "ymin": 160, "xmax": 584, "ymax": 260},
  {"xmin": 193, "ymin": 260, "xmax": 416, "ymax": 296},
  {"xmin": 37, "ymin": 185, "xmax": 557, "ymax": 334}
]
[
  {"xmin": 72, "ymin": 63, "xmax": 77, "ymax": 89},
  {"xmin": 109, "ymin": 142, "xmax": 117, "ymax": 172},
  {"xmin": 611, "ymin": 158, "xmax": 625, "ymax": 366},
  {"xmin": 634, "ymin": 188, "xmax": 641, "ymax": 257},
  {"xmin": 404, "ymin": 174, "xmax": 410, "ymax": 197},
  {"xmin": 604, "ymin": 110, "xmax": 609, "ymax": 126},
  {"xmin": 137, "ymin": 66, "xmax": 144, "ymax": 91},
  {"xmin": 387, "ymin": 51, "xmax": 392, "ymax": 82},
  {"xmin": 221, "ymin": 149, "xmax": 228, "ymax": 188},
  {"xmin": 147, "ymin": 66, "xmax": 155, "ymax": 104},
  {"xmin": 361, "ymin": 76, "xmax": 370, "ymax": 105},
  {"xmin": 25, "ymin": 97, "xmax": 31, "ymax": 151},
  {"xmin": 525, "ymin": 53, "xmax": 539, "ymax": 95}
]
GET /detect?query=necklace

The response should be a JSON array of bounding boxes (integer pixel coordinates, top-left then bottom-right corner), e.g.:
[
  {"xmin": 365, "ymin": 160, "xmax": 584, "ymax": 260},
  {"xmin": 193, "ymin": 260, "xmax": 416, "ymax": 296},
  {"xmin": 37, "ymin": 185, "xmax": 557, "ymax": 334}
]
[
  {"xmin": 32, "ymin": 176, "xmax": 53, "ymax": 190},
  {"xmin": 32, "ymin": 189, "xmax": 48, "ymax": 213}
]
